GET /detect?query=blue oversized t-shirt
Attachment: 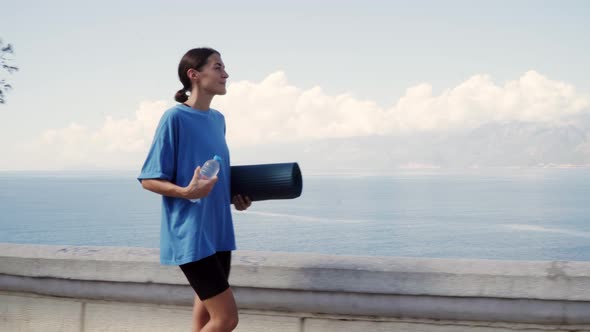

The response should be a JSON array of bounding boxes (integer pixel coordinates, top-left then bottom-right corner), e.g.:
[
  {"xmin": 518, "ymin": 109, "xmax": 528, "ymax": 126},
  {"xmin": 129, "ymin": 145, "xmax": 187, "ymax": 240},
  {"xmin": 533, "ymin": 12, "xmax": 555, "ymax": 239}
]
[{"xmin": 138, "ymin": 103, "xmax": 236, "ymax": 265}]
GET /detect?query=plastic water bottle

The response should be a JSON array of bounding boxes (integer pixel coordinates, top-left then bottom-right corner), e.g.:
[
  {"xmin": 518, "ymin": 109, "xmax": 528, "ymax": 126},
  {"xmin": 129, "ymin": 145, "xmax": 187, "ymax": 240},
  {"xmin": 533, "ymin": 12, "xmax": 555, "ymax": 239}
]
[{"xmin": 190, "ymin": 155, "xmax": 222, "ymax": 203}]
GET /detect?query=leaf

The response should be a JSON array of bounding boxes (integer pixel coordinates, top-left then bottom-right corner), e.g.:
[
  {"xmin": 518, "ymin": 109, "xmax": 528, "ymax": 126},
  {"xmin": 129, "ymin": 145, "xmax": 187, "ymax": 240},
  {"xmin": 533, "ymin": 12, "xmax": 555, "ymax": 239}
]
[
  {"xmin": 1, "ymin": 44, "xmax": 13, "ymax": 53},
  {"xmin": 2, "ymin": 65, "xmax": 18, "ymax": 73}
]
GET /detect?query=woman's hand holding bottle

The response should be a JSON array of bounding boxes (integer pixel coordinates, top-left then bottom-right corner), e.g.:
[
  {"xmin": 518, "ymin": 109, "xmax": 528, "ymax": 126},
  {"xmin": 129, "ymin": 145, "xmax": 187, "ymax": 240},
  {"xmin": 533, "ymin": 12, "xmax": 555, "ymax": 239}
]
[{"xmin": 184, "ymin": 166, "xmax": 218, "ymax": 201}]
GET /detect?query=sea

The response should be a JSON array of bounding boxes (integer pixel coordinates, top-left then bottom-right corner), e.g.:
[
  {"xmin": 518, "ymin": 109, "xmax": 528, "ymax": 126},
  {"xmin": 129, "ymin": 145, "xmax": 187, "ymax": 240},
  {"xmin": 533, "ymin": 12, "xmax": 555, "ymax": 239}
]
[{"xmin": 1, "ymin": 168, "xmax": 589, "ymax": 262}]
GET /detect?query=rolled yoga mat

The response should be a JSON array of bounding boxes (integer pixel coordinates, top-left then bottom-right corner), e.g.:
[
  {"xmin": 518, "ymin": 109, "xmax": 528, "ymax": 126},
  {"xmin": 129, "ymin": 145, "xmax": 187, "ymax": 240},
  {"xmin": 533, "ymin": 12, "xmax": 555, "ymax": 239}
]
[{"xmin": 230, "ymin": 162, "xmax": 302, "ymax": 202}]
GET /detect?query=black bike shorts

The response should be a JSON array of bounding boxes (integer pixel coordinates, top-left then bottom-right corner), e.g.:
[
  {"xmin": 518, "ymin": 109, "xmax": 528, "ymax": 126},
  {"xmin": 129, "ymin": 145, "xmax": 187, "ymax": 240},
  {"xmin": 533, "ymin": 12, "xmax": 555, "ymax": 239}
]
[{"xmin": 179, "ymin": 251, "xmax": 232, "ymax": 301}]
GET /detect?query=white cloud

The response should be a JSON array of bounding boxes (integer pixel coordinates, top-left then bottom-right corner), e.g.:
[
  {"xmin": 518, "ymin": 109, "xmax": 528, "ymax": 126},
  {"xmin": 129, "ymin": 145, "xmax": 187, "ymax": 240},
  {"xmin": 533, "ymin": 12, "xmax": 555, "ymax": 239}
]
[
  {"xmin": 13, "ymin": 70, "xmax": 590, "ymax": 170},
  {"xmin": 388, "ymin": 71, "xmax": 588, "ymax": 133},
  {"xmin": 216, "ymin": 71, "xmax": 386, "ymax": 144},
  {"xmin": 18, "ymin": 101, "xmax": 171, "ymax": 170},
  {"xmin": 217, "ymin": 70, "xmax": 589, "ymax": 144}
]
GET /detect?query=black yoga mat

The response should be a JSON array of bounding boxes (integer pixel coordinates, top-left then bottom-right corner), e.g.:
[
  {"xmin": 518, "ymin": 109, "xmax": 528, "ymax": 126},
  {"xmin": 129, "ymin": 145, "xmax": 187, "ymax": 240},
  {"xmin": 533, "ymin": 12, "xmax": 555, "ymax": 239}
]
[{"xmin": 230, "ymin": 163, "xmax": 302, "ymax": 202}]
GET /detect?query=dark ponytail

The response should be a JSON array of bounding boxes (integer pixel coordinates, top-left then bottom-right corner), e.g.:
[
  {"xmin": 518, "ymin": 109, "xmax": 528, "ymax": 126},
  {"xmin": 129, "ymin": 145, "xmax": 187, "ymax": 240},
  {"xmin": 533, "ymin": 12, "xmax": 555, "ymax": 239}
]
[
  {"xmin": 175, "ymin": 88, "xmax": 188, "ymax": 103},
  {"xmin": 174, "ymin": 47, "xmax": 220, "ymax": 102}
]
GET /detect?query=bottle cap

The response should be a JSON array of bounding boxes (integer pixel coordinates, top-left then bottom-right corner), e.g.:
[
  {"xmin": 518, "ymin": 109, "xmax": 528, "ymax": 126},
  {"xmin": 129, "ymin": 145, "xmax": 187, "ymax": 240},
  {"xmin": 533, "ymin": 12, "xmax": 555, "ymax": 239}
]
[{"xmin": 213, "ymin": 155, "xmax": 223, "ymax": 162}]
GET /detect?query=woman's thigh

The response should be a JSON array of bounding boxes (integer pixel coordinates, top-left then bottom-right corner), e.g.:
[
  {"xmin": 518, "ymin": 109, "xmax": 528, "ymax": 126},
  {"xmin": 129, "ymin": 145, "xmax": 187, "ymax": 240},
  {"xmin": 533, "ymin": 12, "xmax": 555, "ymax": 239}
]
[{"xmin": 179, "ymin": 251, "xmax": 233, "ymax": 301}]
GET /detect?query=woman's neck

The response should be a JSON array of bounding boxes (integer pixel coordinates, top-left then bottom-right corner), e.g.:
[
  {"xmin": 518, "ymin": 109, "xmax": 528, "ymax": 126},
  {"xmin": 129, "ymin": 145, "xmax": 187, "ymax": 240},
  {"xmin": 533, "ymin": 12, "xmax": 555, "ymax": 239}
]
[{"xmin": 184, "ymin": 90, "xmax": 213, "ymax": 111}]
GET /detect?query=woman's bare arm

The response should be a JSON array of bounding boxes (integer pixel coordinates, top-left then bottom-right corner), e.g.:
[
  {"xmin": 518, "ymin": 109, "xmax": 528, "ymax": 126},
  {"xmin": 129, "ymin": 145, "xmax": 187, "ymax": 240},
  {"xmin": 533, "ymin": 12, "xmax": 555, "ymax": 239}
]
[{"xmin": 141, "ymin": 166, "xmax": 217, "ymax": 200}]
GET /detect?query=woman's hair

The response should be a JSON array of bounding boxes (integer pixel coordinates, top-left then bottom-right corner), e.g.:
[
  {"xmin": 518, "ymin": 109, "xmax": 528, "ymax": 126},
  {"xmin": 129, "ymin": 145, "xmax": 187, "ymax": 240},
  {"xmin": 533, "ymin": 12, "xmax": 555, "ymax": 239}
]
[{"xmin": 174, "ymin": 47, "xmax": 220, "ymax": 102}]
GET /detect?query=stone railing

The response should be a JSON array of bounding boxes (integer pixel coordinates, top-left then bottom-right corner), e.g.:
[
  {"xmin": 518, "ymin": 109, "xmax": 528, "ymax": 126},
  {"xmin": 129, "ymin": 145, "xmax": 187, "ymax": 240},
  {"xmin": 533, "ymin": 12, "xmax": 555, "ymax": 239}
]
[{"xmin": 1, "ymin": 243, "xmax": 589, "ymax": 332}]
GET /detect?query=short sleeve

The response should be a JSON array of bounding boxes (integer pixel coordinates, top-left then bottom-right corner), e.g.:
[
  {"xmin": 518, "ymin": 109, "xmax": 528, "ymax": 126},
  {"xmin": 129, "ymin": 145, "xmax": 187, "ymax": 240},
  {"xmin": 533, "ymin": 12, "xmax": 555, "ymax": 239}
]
[{"xmin": 137, "ymin": 112, "xmax": 177, "ymax": 183}]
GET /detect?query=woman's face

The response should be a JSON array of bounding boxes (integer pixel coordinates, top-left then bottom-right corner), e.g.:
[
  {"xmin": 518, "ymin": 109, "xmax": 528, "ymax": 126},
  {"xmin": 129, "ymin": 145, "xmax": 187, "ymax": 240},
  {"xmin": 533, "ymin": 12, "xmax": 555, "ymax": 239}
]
[{"xmin": 196, "ymin": 53, "xmax": 229, "ymax": 95}]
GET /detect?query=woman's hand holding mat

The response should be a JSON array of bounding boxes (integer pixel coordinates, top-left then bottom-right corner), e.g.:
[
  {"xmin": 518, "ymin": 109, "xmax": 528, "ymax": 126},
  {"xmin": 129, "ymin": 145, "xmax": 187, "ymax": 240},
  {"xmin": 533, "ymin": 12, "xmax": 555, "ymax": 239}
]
[{"xmin": 232, "ymin": 195, "xmax": 252, "ymax": 211}]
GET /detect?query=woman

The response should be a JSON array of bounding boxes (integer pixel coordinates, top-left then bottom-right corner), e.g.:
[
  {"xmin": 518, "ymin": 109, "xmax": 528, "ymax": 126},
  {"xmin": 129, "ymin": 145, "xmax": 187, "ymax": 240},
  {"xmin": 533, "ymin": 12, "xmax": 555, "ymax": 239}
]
[{"xmin": 138, "ymin": 47, "xmax": 251, "ymax": 332}]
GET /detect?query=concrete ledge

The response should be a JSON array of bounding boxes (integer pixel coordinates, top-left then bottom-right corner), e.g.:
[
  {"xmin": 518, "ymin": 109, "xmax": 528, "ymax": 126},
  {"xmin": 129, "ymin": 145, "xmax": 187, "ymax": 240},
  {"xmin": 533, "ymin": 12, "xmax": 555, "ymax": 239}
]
[
  {"xmin": 2, "ymin": 243, "xmax": 590, "ymax": 300},
  {"xmin": 2, "ymin": 274, "xmax": 590, "ymax": 325},
  {"xmin": 2, "ymin": 243, "xmax": 590, "ymax": 329}
]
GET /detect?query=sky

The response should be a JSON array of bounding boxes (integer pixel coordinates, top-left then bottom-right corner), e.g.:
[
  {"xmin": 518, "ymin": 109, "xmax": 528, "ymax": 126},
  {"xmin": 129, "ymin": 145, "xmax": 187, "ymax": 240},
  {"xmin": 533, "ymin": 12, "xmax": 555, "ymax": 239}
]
[{"xmin": 1, "ymin": 0, "xmax": 589, "ymax": 171}]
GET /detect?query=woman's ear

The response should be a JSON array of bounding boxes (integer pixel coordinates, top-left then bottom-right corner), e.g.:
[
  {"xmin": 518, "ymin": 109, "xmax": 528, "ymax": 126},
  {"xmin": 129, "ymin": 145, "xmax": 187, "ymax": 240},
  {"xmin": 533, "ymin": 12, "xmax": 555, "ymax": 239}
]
[{"xmin": 187, "ymin": 68, "xmax": 200, "ymax": 81}]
